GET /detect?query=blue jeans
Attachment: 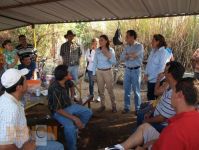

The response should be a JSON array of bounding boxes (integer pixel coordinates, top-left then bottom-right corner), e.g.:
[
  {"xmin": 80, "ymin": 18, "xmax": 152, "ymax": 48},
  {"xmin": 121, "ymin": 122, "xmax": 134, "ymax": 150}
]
[
  {"xmin": 37, "ymin": 141, "xmax": 64, "ymax": 150},
  {"xmin": 68, "ymin": 65, "xmax": 79, "ymax": 82},
  {"xmin": 147, "ymin": 82, "xmax": 157, "ymax": 101},
  {"xmin": 88, "ymin": 70, "xmax": 94, "ymax": 96},
  {"xmin": 124, "ymin": 68, "xmax": 141, "ymax": 111},
  {"xmin": 53, "ymin": 104, "xmax": 92, "ymax": 150}
]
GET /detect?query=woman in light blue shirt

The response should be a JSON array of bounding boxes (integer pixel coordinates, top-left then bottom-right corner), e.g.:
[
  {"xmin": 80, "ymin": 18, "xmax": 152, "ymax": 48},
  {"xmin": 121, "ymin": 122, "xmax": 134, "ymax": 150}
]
[
  {"xmin": 144, "ymin": 34, "xmax": 169, "ymax": 101},
  {"xmin": 92, "ymin": 35, "xmax": 117, "ymax": 113}
]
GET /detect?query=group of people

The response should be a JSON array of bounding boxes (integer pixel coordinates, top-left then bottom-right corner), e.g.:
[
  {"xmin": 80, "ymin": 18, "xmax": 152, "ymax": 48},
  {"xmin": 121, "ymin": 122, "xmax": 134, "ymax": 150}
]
[
  {"xmin": 0, "ymin": 28, "xmax": 199, "ymax": 150},
  {"xmin": 0, "ymin": 35, "xmax": 37, "ymax": 82}
]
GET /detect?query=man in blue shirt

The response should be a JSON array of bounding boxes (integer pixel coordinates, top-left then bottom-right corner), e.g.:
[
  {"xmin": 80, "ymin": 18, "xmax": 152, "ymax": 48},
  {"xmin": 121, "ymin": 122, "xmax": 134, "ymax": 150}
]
[
  {"xmin": 120, "ymin": 30, "xmax": 144, "ymax": 113},
  {"xmin": 18, "ymin": 55, "xmax": 36, "ymax": 80}
]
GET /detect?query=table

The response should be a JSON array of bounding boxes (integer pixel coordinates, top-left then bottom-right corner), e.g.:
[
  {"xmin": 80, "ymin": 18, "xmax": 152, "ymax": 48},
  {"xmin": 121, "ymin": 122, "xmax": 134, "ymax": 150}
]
[{"xmin": 25, "ymin": 96, "xmax": 61, "ymax": 140}]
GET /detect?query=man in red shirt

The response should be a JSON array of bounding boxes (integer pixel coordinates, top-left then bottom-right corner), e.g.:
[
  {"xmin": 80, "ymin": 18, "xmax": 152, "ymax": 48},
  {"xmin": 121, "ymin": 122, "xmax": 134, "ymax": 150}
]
[
  {"xmin": 106, "ymin": 77, "xmax": 199, "ymax": 150},
  {"xmin": 152, "ymin": 77, "xmax": 199, "ymax": 150}
]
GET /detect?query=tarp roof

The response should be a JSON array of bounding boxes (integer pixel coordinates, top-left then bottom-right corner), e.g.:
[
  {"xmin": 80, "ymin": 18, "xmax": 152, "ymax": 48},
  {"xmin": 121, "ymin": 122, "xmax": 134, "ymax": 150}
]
[{"xmin": 0, "ymin": 0, "xmax": 199, "ymax": 31}]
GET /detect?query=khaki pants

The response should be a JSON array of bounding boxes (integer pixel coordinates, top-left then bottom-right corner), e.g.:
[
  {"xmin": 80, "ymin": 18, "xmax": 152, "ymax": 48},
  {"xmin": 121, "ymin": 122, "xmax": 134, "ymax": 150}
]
[{"xmin": 96, "ymin": 69, "xmax": 116, "ymax": 109}]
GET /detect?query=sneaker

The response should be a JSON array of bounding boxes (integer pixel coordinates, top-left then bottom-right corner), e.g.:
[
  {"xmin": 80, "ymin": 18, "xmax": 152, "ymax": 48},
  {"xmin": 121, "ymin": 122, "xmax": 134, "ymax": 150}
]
[
  {"xmin": 97, "ymin": 106, "xmax": 105, "ymax": 113},
  {"xmin": 96, "ymin": 96, "xmax": 101, "ymax": 102},
  {"xmin": 121, "ymin": 109, "xmax": 130, "ymax": 114},
  {"xmin": 105, "ymin": 144, "xmax": 124, "ymax": 150}
]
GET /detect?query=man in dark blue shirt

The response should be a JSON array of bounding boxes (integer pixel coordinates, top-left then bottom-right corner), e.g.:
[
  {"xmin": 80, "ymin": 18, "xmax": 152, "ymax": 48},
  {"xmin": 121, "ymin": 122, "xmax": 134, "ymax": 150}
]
[{"xmin": 18, "ymin": 55, "xmax": 36, "ymax": 80}]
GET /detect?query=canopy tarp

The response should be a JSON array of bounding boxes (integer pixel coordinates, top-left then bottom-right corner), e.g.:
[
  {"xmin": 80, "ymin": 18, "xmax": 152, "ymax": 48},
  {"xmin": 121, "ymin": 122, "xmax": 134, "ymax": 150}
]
[{"xmin": 0, "ymin": 0, "xmax": 199, "ymax": 31}]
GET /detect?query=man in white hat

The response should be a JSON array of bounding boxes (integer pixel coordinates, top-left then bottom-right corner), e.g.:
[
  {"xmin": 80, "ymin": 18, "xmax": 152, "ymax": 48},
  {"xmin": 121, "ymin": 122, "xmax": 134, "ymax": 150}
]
[{"xmin": 0, "ymin": 68, "xmax": 64, "ymax": 150}]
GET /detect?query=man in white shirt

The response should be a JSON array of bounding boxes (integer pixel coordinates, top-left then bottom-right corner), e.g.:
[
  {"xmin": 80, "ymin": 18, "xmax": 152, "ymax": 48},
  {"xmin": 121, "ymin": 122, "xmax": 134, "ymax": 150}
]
[{"xmin": 0, "ymin": 68, "xmax": 64, "ymax": 150}]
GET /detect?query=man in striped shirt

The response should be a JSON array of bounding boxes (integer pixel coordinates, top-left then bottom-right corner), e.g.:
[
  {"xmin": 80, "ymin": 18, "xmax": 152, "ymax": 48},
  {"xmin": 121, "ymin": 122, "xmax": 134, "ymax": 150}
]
[
  {"xmin": 16, "ymin": 35, "xmax": 37, "ymax": 62},
  {"xmin": 137, "ymin": 61, "xmax": 184, "ymax": 133},
  {"xmin": 105, "ymin": 61, "xmax": 185, "ymax": 150}
]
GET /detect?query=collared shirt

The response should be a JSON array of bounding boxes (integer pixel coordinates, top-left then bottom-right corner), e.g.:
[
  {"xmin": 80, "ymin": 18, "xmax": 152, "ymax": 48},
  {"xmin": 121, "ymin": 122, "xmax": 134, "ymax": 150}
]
[
  {"xmin": 120, "ymin": 42, "xmax": 144, "ymax": 67},
  {"xmin": 48, "ymin": 80, "xmax": 74, "ymax": 114},
  {"xmin": 152, "ymin": 110, "xmax": 199, "ymax": 150},
  {"xmin": 145, "ymin": 46, "xmax": 169, "ymax": 83},
  {"xmin": 92, "ymin": 47, "xmax": 116, "ymax": 75},
  {"xmin": 153, "ymin": 88, "xmax": 175, "ymax": 126},
  {"xmin": 3, "ymin": 49, "xmax": 18, "ymax": 69},
  {"xmin": 60, "ymin": 41, "xmax": 82, "ymax": 66},
  {"xmin": 18, "ymin": 62, "xmax": 36, "ymax": 80},
  {"xmin": 0, "ymin": 92, "xmax": 29, "ymax": 148},
  {"xmin": 85, "ymin": 49, "xmax": 95, "ymax": 71}
]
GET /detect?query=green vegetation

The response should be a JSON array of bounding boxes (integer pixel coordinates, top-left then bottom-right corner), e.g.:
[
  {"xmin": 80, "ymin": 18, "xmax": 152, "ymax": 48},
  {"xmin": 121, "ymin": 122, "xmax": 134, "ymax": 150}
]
[{"xmin": 0, "ymin": 16, "xmax": 199, "ymax": 70}]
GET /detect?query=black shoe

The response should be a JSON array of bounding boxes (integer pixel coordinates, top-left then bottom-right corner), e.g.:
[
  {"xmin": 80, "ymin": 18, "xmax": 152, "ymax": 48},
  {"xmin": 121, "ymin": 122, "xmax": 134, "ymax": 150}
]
[
  {"xmin": 97, "ymin": 106, "xmax": 105, "ymax": 113},
  {"xmin": 112, "ymin": 108, "xmax": 117, "ymax": 113},
  {"xmin": 121, "ymin": 109, "xmax": 130, "ymax": 114}
]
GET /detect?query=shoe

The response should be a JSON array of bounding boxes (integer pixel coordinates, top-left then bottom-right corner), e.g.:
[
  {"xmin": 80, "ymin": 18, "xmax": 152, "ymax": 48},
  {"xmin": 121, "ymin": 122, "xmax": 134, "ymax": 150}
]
[
  {"xmin": 105, "ymin": 144, "xmax": 124, "ymax": 150},
  {"xmin": 97, "ymin": 106, "xmax": 105, "ymax": 113},
  {"xmin": 121, "ymin": 109, "xmax": 130, "ymax": 114},
  {"xmin": 96, "ymin": 96, "xmax": 101, "ymax": 102},
  {"xmin": 82, "ymin": 95, "xmax": 93, "ymax": 105},
  {"xmin": 112, "ymin": 107, "xmax": 117, "ymax": 113}
]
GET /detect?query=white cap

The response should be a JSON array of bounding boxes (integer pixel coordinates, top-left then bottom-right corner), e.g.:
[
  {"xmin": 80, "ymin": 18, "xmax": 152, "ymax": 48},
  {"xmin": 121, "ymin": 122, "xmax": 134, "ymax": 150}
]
[{"xmin": 1, "ymin": 68, "xmax": 29, "ymax": 88}]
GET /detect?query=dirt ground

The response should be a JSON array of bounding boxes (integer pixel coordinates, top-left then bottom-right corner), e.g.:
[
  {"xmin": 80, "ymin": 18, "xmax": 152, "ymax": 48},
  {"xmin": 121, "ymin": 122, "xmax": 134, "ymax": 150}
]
[{"xmin": 75, "ymin": 79, "xmax": 147, "ymax": 150}]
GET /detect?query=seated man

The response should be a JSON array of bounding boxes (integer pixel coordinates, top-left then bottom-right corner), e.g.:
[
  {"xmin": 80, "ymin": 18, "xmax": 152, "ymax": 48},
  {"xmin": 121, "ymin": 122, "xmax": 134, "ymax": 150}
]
[
  {"xmin": 137, "ymin": 61, "xmax": 185, "ymax": 132},
  {"xmin": 106, "ymin": 77, "xmax": 199, "ymax": 150},
  {"xmin": 0, "ymin": 68, "xmax": 64, "ymax": 150},
  {"xmin": 18, "ymin": 55, "xmax": 36, "ymax": 80},
  {"xmin": 48, "ymin": 65, "xmax": 92, "ymax": 150}
]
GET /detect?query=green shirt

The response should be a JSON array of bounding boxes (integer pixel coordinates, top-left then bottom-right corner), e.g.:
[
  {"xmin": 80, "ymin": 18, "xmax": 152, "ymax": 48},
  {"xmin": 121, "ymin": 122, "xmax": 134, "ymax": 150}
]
[{"xmin": 4, "ymin": 49, "xmax": 18, "ymax": 69}]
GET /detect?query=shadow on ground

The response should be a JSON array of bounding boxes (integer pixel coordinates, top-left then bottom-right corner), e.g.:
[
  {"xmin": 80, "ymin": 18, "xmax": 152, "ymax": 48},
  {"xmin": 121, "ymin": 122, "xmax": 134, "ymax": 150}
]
[{"xmin": 77, "ymin": 111, "xmax": 137, "ymax": 150}]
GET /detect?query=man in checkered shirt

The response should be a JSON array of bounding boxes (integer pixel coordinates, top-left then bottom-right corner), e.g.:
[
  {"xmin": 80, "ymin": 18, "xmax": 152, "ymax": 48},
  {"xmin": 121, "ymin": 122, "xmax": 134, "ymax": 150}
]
[{"xmin": 60, "ymin": 30, "xmax": 82, "ymax": 82}]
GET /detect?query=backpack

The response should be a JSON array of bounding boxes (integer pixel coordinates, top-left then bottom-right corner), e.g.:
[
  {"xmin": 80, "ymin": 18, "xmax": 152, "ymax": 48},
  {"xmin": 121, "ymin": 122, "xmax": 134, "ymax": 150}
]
[{"xmin": 113, "ymin": 28, "xmax": 123, "ymax": 45}]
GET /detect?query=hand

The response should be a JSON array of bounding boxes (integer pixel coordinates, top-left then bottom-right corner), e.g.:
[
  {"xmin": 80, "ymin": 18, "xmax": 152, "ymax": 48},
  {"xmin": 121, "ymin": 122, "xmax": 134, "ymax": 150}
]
[
  {"xmin": 128, "ymin": 52, "xmax": 137, "ymax": 59},
  {"xmin": 23, "ymin": 140, "xmax": 36, "ymax": 150},
  {"xmin": 102, "ymin": 49, "xmax": 111, "ymax": 59},
  {"xmin": 72, "ymin": 116, "xmax": 84, "ymax": 129},
  {"xmin": 157, "ymin": 72, "xmax": 165, "ymax": 82},
  {"xmin": 125, "ymin": 53, "xmax": 129, "ymax": 59},
  {"xmin": 144, "ymin": 113, "xmax": 151, "ymax": 120},
  {"xmin": 144, "ymin": 75, "xmax": 148, "ymax": 82}
]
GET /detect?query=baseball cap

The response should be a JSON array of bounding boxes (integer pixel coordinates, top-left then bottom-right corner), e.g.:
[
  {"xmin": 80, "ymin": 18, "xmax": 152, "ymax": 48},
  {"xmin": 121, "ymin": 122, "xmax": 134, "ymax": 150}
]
[{"xmin": 1, "ymin": 68, "xmax": 29, "ymax": 88}]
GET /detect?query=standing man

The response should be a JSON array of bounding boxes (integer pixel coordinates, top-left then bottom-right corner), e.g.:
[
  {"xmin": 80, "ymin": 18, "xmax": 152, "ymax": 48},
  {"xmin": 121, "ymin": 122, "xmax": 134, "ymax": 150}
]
[
  {"xmin": 60, "ymin": 30, "xmax": 82, "ymax": 82},
  {"xmin": 120, "ymin": 30, "xmax": 144, "ymax": 114},
  {"xmin": 191, "ymin": 48, "xmax": 199, "ymax": 79}
]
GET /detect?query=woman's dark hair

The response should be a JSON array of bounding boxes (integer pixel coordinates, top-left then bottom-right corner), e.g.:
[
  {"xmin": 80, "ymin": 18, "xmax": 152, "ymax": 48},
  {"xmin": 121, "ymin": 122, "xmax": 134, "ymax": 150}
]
[
  {"xmin": 2, "ymin": 40, "xmax": 11, "ymax": 48},
  {"xmin": 5, "ymin": 77, "xmax": 24, "ymax": 93},
  {"xmin": 166, "ymin": 61, "xmax": 185, "ymax": 81},
  {"xmin": 54, "ymin": 65, "xmax": 68, "ymax": 81},
  {"xmin": 100, "ymin": 34, "xmax": 110, "ymax": 50},
  {"xmin": 153, "ymin": 34, "xmax": 167, "ymax": 48},
  {"xmin": 127, "ymin": 30, "xmax": 137, "ymax": 39},
  {"xmin": 176, "ymin": 77, "xmax": 199, "ymax": 105}
]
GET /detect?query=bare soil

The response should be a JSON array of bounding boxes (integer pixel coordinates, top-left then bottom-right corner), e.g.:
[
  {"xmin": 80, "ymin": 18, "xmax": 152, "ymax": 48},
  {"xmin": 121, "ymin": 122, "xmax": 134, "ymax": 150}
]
[{"xmin": 76, "ymin": 80, "xmax": 147, "ymax": 150}]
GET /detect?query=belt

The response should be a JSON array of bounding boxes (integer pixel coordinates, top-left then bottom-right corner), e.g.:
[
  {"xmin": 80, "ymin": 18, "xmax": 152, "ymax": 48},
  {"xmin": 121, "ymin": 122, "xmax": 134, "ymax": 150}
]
[
  {"xmin": 98, "ymin": 68, "xmax": 111, "ymax": 71},
  {"xmin": 125, "ymin": 66, "xmax": 140, "ymax": 70}
]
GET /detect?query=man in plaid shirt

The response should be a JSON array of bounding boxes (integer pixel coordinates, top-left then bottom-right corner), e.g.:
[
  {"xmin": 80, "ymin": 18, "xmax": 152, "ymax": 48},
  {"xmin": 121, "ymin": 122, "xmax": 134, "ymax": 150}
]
[{"xmin": 60, "ymin": 30, "xmax": 82, "ymax": 82}]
